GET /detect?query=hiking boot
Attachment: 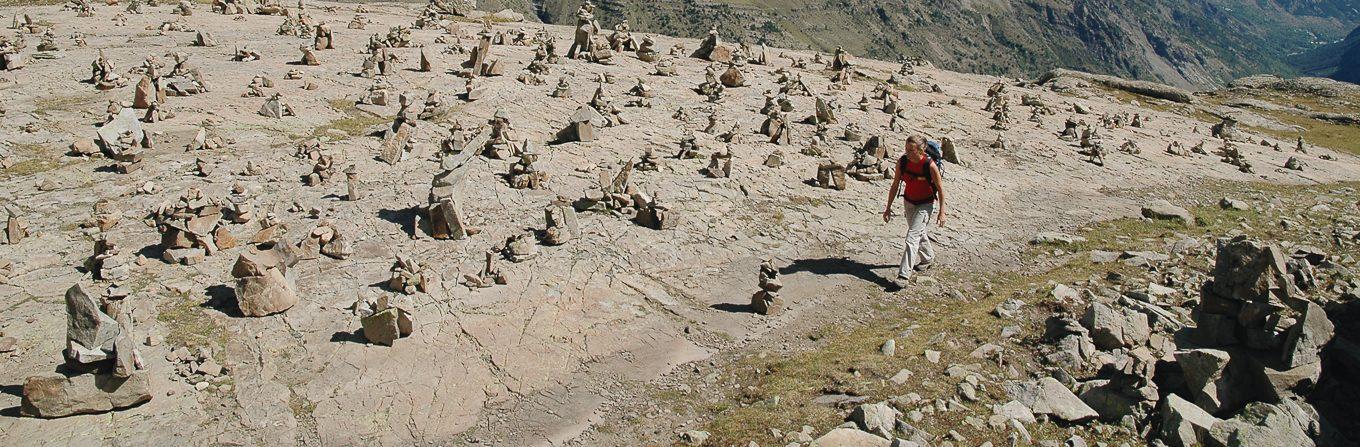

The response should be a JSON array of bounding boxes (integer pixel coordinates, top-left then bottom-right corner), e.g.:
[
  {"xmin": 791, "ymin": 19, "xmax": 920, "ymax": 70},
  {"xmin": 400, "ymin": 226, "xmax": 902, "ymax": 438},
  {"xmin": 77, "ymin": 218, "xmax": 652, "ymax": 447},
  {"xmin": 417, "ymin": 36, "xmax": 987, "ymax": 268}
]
[
  {"xmin": 914, "ymin": 262, "xmax": 933, "ymax": 272},
  {"xmin": 891, "ymin": 276, "xmax": 910, "ymax": 289}
]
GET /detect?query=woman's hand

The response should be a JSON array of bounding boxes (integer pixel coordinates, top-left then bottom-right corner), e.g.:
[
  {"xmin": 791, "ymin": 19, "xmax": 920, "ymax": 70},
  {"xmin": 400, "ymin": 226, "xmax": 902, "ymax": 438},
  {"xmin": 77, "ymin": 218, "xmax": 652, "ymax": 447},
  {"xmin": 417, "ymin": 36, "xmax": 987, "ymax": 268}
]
[
  {"xmin": 936, "ymin": 210, "xmax": 947, "ymax": 227},
  {"xmin": 882, "ymin": 208, "xmax": 893, "ymax": 223}
]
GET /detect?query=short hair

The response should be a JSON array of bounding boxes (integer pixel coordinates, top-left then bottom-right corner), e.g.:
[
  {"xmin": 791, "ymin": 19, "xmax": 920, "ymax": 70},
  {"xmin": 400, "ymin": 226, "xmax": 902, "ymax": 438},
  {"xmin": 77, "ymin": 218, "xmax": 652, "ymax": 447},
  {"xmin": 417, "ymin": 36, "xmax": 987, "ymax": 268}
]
[{"xmin": 906, "ymin": 135, "xmax": 926, "ymax": 148}]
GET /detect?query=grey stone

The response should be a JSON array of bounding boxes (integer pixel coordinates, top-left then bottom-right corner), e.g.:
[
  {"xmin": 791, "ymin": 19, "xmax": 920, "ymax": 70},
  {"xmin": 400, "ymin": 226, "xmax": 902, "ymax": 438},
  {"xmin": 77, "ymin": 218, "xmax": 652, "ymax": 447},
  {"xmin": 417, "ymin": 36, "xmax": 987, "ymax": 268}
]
[
  {"xmin": 1176, "ymin": 349, "xmax": 1232, "ymax": 413},
  {"xmin": 849, "ymin": 402, "xmax": 900, "ymax": 438},
  {"xmin": 1032, "ymin": 232, "xmax": 1086, "ymax": 245},
  {"xmin": 21, "ymin": 372, "xmax": 152, "ymax": 418},
  {"xmin": 1142, "ymin": 200, "xmax": 1193, "ymax": 224},
  {"xmin": 1281, "ymin": 302, "xmax": 1333, "ymax": 368},
  {"xmin": 991, "ymin": 400, "xmax": 1036, "ymax": 425},
  {"xmin": 64, "ymin": 284, "xmax": 120, "ymax": 363},
  {"xmin": 815, "ymin": 427, "xmax": 891, "ymax": 447},
  {"xmin": 1003, "ymin": 377, "xmax": 1099, "ymax": 422},
  {"xmin": 1206, "ymin": 401, "xmax": 1313, "ymax": 447},
  {"xmin": 1081, "ymin": 302, "xmax": 1150, "ymax": 350},
  {"xmin": 360, "ymin": 307, "xmax": 414, "ymax": 346},
  {"xmin": 1160, "ymin": 394, "xmax": 1221, "ymax": 447},
  {"xmin": 678, "ymin": 430, "xmax": 710, "ymax": 446}
]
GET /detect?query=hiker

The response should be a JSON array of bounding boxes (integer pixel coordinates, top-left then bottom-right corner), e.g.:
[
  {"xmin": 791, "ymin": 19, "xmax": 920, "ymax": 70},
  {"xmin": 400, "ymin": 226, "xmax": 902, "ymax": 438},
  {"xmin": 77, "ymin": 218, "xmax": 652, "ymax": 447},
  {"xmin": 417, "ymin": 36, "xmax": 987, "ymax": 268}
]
[{"xmin": 882, "ymin": 135, "xmax": 946, "ymax": 286}]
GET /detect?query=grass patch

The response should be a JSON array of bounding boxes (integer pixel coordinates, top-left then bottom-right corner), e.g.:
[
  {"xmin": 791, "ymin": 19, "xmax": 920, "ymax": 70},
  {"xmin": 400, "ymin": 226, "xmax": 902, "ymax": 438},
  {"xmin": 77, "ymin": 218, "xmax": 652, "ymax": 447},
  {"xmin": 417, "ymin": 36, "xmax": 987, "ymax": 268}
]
[
  {"xmin": 1195, "ymin": 90, "xmax": 1360, "ymax": 156},
  {"xmin": 309, "ymin": 99, "xmax": 387, "ymax": 140},
  {"xmin": 1, "ymin": 143, "xmax": 63, "ymax": 179},
  {"xmin": 676, "ymin": 180, "xmax": 1359, "ymax": 446},
  {"xmin": 156, "ymin": 287, "xmax": 229, "ymax": 363}
]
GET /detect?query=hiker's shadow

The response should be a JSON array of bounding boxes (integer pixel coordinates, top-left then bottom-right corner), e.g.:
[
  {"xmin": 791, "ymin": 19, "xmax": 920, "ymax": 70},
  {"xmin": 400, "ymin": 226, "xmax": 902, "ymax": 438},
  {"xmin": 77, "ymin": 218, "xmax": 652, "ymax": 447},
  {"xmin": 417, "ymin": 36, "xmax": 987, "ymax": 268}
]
[{"xmin": 779, "ymin": 257, "xmax": 899, "ymax": 291}]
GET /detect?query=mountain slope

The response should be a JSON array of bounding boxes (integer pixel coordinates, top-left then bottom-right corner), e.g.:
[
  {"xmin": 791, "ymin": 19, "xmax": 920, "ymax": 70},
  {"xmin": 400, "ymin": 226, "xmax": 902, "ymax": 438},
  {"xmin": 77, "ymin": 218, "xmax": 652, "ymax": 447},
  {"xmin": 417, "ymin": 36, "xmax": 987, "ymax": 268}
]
[{"xmin": 484, "ymin": 0, "xmax": 1360, "ymax": 89}]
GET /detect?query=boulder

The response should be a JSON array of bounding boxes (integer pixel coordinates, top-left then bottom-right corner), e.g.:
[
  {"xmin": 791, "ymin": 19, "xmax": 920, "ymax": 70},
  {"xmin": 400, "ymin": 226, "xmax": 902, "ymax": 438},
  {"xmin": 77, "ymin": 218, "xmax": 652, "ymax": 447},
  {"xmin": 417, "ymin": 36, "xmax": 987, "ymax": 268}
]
[
  {"xmin": 849, "ymin": 402, "xmax": 900, "ymax": 438},
  {"xmin": 21, "ymin": 372, "xmax": 152, "ymax": 418},
  {"xmin": 1031, "ymin": 232, "xmax": 1086, "ymax": 245},
  {"xmin": 1078, "ymin": 380, "xmax": 1141, "ymax": 421},
  {"xmin": 1206, "ymin": 401, "xmax": 1314, "ymax": 447},
  {"xmin": 1037, "ymin": 68, "xmax": 1194, "ymax": 103},
  {"xmin": 1142, "ymin": 200, "xmax": 1193, "ymax": 225},
  {"xmin": 64, "ymin": 284, "xmax": 120, "ymax": 363},
  {"xmin": 1003, "ymin": 377, "xmax": 1099, "ymax": 422},
  {"xmin": 231, "ymin": 250, "xmax": 299, "ymax": 317},
  {"xmin": 1280, "ymin": 302, "xmax": 1333, "ymax": 368},
  {"xmin": 991, "ymin": 400, "xmax": 1037, "ymax": 425},
  {"xmin": 1081, "ymin": 302, "xmax": 1150, "ymax": 350},
  {"xmin": 1176, "ymin": 349, "xmax": 1233, "ymax": 413},
  {"xmin": 1160, "ymin": 394, "xmax": 1220, "ymax": 447},
  {"xmin": 814, "ymin": 427, "xmax": 892, "ymax": 447},
  {"xmin": 360, "ymin": 307, "xmax": 414, "ymax": 346}
]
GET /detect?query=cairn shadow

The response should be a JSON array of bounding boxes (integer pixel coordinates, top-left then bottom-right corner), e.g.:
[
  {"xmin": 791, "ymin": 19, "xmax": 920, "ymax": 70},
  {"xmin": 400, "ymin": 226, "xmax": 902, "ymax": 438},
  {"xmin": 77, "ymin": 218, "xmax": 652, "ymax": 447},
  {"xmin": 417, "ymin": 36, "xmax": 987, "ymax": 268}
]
[
  {"xmin": 0, "ymin": 383, "xmax": 22, "ymax": 399},
  {"xmin": 710, "ymin": 303, "xmax": 756, "ymax": 314},
  {"xmin": 329, "ymin": 330, "xmax": 368, "ymax": 345},
  {"xmin": 377, "ymin": 208, "xmax": 419, "ymax": 238},
  {"xmin": 135, "ymin": 244, "xmax": 164, "ymax": 262},
  {"xmin": 779, "ymin": 257, "xmax": 900, "ymax": 291},
  {"xmin": 200, "ymin": 284, "xmax": 243, "ymax": 318}
]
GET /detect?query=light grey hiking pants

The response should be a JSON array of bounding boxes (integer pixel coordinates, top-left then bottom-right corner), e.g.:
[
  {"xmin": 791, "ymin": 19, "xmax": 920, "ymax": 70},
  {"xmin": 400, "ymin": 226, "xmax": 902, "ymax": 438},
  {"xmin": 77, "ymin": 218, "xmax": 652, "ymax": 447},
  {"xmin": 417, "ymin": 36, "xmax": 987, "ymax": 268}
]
[{"xmin": 897, "ymin": 201, "xmax": 935, "ymax": 279}]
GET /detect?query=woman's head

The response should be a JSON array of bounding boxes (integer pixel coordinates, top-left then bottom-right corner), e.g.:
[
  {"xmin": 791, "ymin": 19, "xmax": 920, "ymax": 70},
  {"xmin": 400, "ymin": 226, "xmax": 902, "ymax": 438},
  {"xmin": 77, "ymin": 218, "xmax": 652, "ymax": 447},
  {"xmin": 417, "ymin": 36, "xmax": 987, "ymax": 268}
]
[{"xmin": 905, "ymin": 135, "xmax": 926, "ymax": 155}]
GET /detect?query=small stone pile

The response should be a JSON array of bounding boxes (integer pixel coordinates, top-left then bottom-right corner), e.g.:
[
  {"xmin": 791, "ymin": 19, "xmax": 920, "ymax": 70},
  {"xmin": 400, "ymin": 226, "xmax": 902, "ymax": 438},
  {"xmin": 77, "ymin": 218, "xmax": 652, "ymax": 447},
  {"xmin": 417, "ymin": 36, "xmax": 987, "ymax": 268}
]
[
  {"xmin": 231, "ymin": 246, "xmax": 299, "ymax": 317},
  {"xmin": 296, "ymin": 221, "xmax": 353, "ymax": 260},
  {"xmin": 389, "ymin": 255, "xmax": 437, "ymax": 295},
  {"xmin": 749, "ymin": 259, "xmax": 783, "ymax": 315},
  {"xmin": 356, "ymin": 294, "xmax": 414, "ymax": 346},
  {"xmin": 153, "ymin": 188, "xmax": 234, "ymax": 265}
]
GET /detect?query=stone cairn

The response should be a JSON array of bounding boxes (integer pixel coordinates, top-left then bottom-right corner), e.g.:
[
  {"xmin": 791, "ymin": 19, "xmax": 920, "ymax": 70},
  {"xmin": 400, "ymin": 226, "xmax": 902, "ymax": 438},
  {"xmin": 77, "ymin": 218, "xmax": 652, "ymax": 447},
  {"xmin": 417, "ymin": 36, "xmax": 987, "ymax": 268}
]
[
  {"xmin": 231, "ymin": 245, "xmax": 299, "ymax": 317},
  {"xmin": 153, "ymin": 188, "xmax": 234, "ymax": 265},
  {"xmin": 542, "ymin": 199, "xmax": 579, "ymax": 246},
  {"xmin": 390, "ymin": 254, "xmax": 438, "ymax": 295},
  {"xmin": 21, "ymin": 284, "xmax": 152, "ymax": 418},
  {"xmin": 425, "ymin": 152, "xmax": 478, "ymax": 240},
  {"xmin": 356, "ymin": 295, "xmax": 414, "ymax": 346},
  {"xmin": 749, "ymin": 259, "xmax": 783, "ymax": 315},
  {"xmin": 464, "ymin": 251, "xmax": 508, "ymax": 288}
]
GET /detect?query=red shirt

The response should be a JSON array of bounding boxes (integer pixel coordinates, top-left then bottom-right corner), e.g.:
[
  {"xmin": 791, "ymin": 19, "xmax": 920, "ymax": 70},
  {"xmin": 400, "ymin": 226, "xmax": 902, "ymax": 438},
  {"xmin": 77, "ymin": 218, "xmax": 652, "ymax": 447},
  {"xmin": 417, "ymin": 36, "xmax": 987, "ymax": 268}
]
[{"xmin": 899, "ymin": 156, "xmax": 936, "ymax": 205}]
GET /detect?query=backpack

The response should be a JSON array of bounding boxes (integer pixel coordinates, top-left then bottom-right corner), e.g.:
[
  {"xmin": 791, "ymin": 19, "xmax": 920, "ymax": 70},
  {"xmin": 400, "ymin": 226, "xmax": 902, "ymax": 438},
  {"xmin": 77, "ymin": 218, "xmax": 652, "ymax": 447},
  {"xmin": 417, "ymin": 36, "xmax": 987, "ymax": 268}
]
[{"xmin": 924, "ymin": 140, "xmax": 945, "ymax": 178}]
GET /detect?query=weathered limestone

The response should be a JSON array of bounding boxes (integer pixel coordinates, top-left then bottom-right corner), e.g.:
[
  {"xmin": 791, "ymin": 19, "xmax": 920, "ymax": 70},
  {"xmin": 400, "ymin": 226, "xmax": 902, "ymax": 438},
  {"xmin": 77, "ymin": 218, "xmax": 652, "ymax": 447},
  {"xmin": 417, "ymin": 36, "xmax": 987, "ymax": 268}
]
[
  {"xmin": 425, "ymin": 152, "xmax": 478, "ymax": 240},
  {"xmin": 703, "ymin": 145, "xmax": 732, "ymax": 178},
  {"xmin": 21, "ymin": 372, "xmax": 153, "ymax": 418},
  {"xmin": 632, "ymin": 191, "xmax": 674, "ymax": 230},
  {"xmin": 297, "ymin": 221, "xmax": 352, "ymax": 260},
  {"xmin": 555, "ymin": 105, "xmax": 604, "ymax": 144},
  {"xmin": 296, "ymin": 46, "xmax": 320, "ymax": 66},
  {"xmin": 565, "ymin": 1, "xmax": 600, "ymax": 60},
  {"xmin": 313, "ymin": 22, "xmax": 333, "ymax": 50},
  {"xmin": 690, "ymin": 25, "xmax": 731, "ymax": 63},
  {"xmin": 22, "ymin": 284, "xmax": 151, "ymax": 418},
  {"xmin": 4, "ymin": 207, "xmax": 28, "ymax": 245},
  {"xmin": 231, "ymin": 247, "xmax": 299, "ymax": 317},
  {"xmin": 88, "ymin": 50, "xmax": 126, "ymax": 90},
  {"xmin": 344, "ymin": 165, "xmax": 361, "ymax": 201},
  {"xmin": 750, "ymin": 259, "xmax": 783, "ymax": 315},
  {"xmin": 462, "ymin": 32, "xmax": 503, "ymax": 77}
]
